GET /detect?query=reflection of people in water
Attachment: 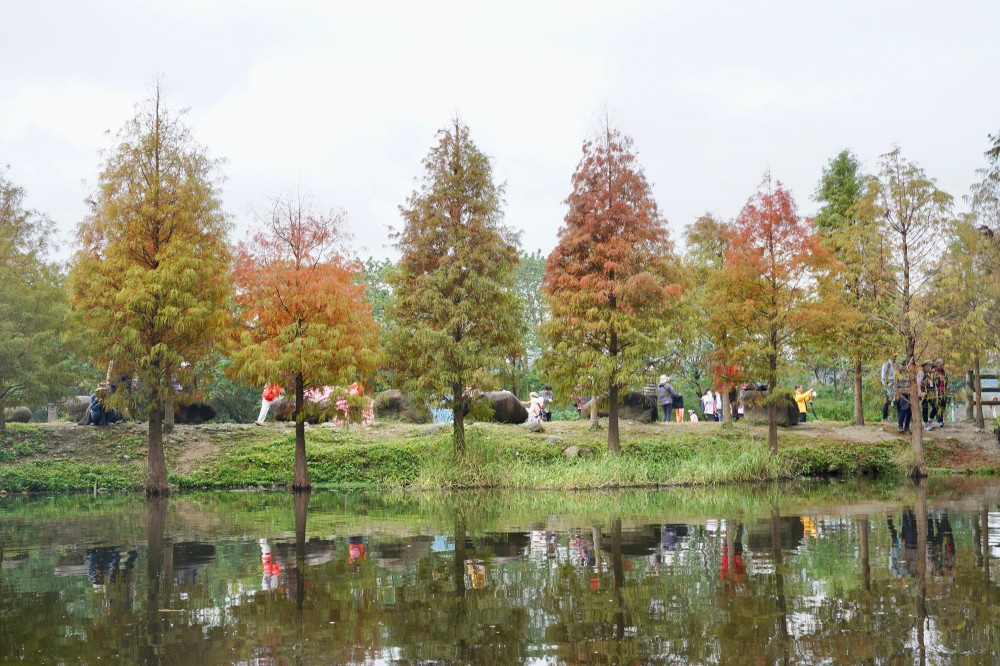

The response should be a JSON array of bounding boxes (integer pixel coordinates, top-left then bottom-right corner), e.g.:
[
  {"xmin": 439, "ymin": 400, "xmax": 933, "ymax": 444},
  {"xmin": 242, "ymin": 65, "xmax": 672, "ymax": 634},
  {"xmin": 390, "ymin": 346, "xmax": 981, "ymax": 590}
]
[
  {"xmin": 928, "ymin": 510, "xmax": 956, "ymax": 579},
  {"xmin": 465, "ymin": 559, "xmax": 487, "ymax": 589},
  {"xmin": 720, "ymin": 540, "xmax": 745, "ymax": 583},
  {"xmin": 86, "ymin": 546, "xmax": 137, "ymax": 588},
  {"xmin": 887, "ymin": 509, "xmax": 955, "ymax": 579},
  {"xmin": 259, "ymin": 539, "xmax": 282, "ymax": 591},
  {"xmin": 348, "ymin": 536, "xmax": 366, "ymax": 564},
  {"xmin": 571, "ymin": 531, "xmax": 596, "ymax": 568},
  {"xmin": 887, "ymin": 515, "xmax": 906, "ymax": 578}
]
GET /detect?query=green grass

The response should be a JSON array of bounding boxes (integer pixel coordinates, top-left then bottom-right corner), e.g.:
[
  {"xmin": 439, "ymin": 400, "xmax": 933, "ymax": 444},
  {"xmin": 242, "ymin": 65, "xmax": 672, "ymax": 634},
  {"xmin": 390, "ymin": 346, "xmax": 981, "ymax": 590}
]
[{"xmin": 0, "ymin": 421, "xmax": 919, "ymax": 493}]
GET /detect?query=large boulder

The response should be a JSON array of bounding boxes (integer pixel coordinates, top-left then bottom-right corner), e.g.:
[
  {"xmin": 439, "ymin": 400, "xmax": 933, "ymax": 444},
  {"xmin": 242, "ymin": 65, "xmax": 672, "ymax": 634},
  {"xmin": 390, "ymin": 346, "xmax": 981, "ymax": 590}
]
[
  {"xmin": 579, "ymin": 391, "xmax": 657, "ymax": 423},
  {"xmin": 743, "ymin": 389, "xmax": 800, "ymax": 427},
  {"xmin": 374, "ymin": 389, "xmax": 432, "ymax": 423},
  {"xmin": 478, "ymin": 390, "xmax": 529, "ymax": 424},
  {"xmin": 4, "ymin": 406, "xmax": 32, "ymax": 423},
  {"xmin": 174, "ymin": 402, "xmax": 217, "ymax": 425},
  {"xmin": 61, "ymin": 396, "xmax": 91, "ymax": 422}
]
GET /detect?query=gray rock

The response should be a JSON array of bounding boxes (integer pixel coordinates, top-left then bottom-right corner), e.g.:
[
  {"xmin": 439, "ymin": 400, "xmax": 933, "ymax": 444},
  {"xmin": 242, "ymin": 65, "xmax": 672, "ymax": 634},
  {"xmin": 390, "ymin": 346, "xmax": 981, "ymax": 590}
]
[
  {"xmin": 173, "ymin": 402, "xmax": 217, "ymax": 425},
  {"xmin": 523, "ymin": 420, "xmax": 544, "ymax": 433},
  {"xmin": 743, "ymin": 389, "xmax": 800, "ymax": 427},
  {"xmin": 61, "ymin": 396, "xmax": 91, "ymax": 422},
  {"xmin": 374, "ymin": 389, "xmax": 433, "ymax": 423},
  {"xmin": 475, "ymin": 390, "xmax": 529, "ymax": 424},
  {"xmin": 580, "ymin": 392, "xmax": 657, "ymax": 423},
  {"xmin": 563, "ymin": 445, "xmax": 594, "ymax": 459},
  {"xmin": 546, "ymin": 435, "xmax": 562, "ymax": 444}
]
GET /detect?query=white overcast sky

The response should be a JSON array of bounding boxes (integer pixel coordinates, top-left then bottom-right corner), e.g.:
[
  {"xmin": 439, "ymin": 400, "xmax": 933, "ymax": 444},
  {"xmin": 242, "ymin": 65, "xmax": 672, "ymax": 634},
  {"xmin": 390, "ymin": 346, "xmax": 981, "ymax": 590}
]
[{"xmin": 2, "ymin": 0, "xmax": 998, "ymax": 263}]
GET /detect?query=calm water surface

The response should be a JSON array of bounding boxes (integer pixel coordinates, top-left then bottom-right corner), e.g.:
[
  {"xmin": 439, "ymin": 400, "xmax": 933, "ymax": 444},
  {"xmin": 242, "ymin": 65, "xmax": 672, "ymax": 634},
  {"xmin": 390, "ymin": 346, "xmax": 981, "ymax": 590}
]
[{"xmin": 2, "ymin": 478, "xmax": 1000, "ymax": 665}]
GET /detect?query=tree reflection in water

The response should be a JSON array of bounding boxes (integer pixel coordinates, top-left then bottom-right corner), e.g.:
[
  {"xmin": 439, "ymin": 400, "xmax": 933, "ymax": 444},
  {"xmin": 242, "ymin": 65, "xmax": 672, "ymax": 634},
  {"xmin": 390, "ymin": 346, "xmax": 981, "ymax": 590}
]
[{"xmin": 4, "ymin": 480, "xmax": 1000, "ymax": 663}]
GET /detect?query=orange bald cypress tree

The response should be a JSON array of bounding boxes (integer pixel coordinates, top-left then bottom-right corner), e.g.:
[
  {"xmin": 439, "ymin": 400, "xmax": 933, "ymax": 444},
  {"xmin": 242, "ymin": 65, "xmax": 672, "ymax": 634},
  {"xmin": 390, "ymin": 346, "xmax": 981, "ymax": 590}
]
[
  {"xmin": 231, "ymin": 195, "xmax": 380, "ymax": 490},
  {"xmin": 709, "ymin": 173, "xmax": 837, "ymax": 453},
  {"xmin": 540, "ymin": 123, "xmax": 680, "ymax": 454}
]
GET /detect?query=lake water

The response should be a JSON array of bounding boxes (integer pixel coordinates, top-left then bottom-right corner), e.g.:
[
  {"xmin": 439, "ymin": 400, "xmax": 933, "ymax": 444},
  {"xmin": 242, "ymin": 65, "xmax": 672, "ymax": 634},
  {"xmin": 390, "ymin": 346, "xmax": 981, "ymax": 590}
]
[{"xmin": 2, "ymin": 478, "xmax": 999, "ymax": 664}]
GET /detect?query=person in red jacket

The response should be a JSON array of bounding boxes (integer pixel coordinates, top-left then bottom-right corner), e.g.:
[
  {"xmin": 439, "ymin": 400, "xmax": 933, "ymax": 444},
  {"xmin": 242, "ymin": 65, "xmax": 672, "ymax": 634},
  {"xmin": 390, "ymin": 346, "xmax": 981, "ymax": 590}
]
[{"xmin": 256, "ymin": 383, "xmax": 282, "ymax": 425}]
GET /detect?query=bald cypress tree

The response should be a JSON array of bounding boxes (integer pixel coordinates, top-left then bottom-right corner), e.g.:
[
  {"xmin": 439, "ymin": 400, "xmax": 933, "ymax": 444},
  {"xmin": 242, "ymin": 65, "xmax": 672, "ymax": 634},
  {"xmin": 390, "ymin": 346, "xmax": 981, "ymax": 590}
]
[
  {"xmin": 70, "ymin": 87, "xmax": 232, "ymax": 494},
  {"xmin": 540, "ymin": 122, "xmax": 680, "ymax": 454},
  {"xmin": 385, "ymin": 119, "xmax": 522, "ymax": 455}
]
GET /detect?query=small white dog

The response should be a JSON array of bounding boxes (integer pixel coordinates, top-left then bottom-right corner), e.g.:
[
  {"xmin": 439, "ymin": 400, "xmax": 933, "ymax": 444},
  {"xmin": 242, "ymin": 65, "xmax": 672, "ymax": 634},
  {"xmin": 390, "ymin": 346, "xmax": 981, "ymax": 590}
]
[{"xmin": 688, "ymin": 410, "xmax": 699, "ymax": 422}]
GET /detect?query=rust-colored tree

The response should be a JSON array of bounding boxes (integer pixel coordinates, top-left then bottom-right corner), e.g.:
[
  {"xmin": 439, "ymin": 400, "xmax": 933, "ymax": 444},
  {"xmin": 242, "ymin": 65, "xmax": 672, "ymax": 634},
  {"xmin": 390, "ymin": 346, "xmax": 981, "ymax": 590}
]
[
  {"xmin": 540, "ymin": 122, "xmax": 680, "ymax": 454},
  {"xmin": 709, "ymin": 173, "xmax": 836, "ymax": 453},
  {"xmin": 230, "ymin": 194, "xmax": 380, "ymax": 490},
  {"xmin": 70, "ymin": 87, "xmax": 232, "ymax": 495}
]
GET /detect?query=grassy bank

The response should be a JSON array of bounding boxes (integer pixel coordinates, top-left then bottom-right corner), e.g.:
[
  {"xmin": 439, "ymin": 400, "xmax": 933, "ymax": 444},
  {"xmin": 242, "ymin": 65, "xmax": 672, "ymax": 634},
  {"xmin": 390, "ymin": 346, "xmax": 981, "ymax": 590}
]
[{"xmin": 0, "ymin": 419, "xmax": 938, "ymax": 493}]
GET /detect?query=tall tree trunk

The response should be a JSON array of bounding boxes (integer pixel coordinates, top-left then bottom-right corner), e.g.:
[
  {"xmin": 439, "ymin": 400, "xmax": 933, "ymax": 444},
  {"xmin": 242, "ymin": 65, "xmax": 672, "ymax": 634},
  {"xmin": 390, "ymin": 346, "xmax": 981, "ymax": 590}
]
[
  {"xmin": 767, "ymin": 354, "xmax": 778, "ymax": 454},
  {"xmin": 589, "ymin": 383, "xmax": 599, "ymax": 430},
  {"xmin": 974, "ymin": 352, "xmax": 985, "ymax": 429},
  {"xmin": 452, "ymin": 390, "xmax": 466, "ymax": 456},
  {"xmin": 853, "ymin": 351, "xmax": 864, "ymax": 425},
  {"xmin": 0, "ymin": 407, "xmax": 6, "ymax": 434},
  {"xmin": 146, "ymin": 384, "xmax": 169, "ymax": 496},
  {"xmin": 163, "ymin": 390, "xmax": 174, "ymax": 434},
  {"xmin": 907, "ymin": 351, "xmax": 927, "ymax": 477},
  {"xmin": 608, "ymin": 383, "xmax": 620, "ymax": 454},
  {"xmin": 293, "ymin": 372, "xmax": 310, "ymax": 491},
  {"xmin": 722, "ymin": 391, "xmax": 732, "ymax": 423},
  {"xmin": 966, "ymin": 370, "xmax": 976, "ymax": 421}
]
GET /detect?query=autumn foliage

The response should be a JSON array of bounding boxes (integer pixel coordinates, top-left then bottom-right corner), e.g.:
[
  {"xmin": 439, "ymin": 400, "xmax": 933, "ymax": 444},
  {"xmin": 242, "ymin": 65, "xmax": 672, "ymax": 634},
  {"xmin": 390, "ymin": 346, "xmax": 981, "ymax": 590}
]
[
  {"xmin": 710, "ymin": 173, "xmax": 836, "ymax": 452},
  {"xmin": 541, "ymin": 123, "xmax": 680, "ymax": 453},
  {"xmin": 70, "ymin": 89, "xmax": 232, "ymax": 494},
  {"xmin": 231, "ymin": 195, "xmax": 380, "ymax": 490}
]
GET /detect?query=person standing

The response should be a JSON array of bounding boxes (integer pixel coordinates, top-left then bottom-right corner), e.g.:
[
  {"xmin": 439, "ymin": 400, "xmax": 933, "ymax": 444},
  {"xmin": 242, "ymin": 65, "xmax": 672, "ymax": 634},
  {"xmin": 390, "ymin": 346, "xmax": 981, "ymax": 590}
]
[
  {"xmin": 257, "ymin": 383, "xmax": 282, "ymax": 425},
  {"xmin": 881, "ymin": 354, "xmax": 897, "ymax": 424},
  {"xmin": 918, "ymin": 360, "xmax": 937, "ymax": 431},
  {"xmin": 794, "ymin": 385, "xmax": 816, "ymax": 423},
  {"xmin": 642, "ymin": 363, "xmax": 659, "ymax": 423},
  {"xmin": 701, "ymin": 389, "xmax": 716, "ymax": 421},
  {"xmin": 656, "ymin": 375, "xmax": 674, "ymax": 423},
  {"xmin": 714, "ymin": 390, "xmax": 723, "ymax": 422},
  {"xmin": 668, "ymin": 377, "xmax": 685, "ymax": 423},
  {"xmin": 896, "ymin": 372, "xmax": 912, "ymax": 434},
  {"xmin": 934, "ymin": 359, "xmax": 948, "ymax": 428},
  {"xmin": 540, "ymin": 385, "xmax": 554, "ymax": 422}
]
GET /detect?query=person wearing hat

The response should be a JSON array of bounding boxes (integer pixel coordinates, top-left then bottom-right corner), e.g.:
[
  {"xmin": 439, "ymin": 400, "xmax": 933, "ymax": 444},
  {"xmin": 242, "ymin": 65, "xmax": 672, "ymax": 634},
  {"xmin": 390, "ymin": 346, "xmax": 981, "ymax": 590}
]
[{"xmin": 521, "ymin": 391, "xmax": 545, "ymax": 423}]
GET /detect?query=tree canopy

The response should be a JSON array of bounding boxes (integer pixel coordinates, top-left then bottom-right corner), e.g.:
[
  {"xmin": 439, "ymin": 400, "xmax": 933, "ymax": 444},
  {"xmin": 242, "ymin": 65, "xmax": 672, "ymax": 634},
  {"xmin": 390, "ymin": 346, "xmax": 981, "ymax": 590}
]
[
  {"xmin": 0, "ymin": 169, "xmax": 75, "ymax": 431},
  {"xmin": 540, "ymin": 122, "xmax": 680, "ymax": 453},
  {"xmin": 231, "ymin": 194, "xmax": 380, "ymax": 489},
  {"xmin": 385, "ymin": 119, "xmax": 523, "ymax": 455},
  {"xmin": 69, "ymin": 87, "xmax": 232, "ymax": 494},
  {"xmin": 709, "ymin": 173, "xmax": 836, "ymax": 452}
]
